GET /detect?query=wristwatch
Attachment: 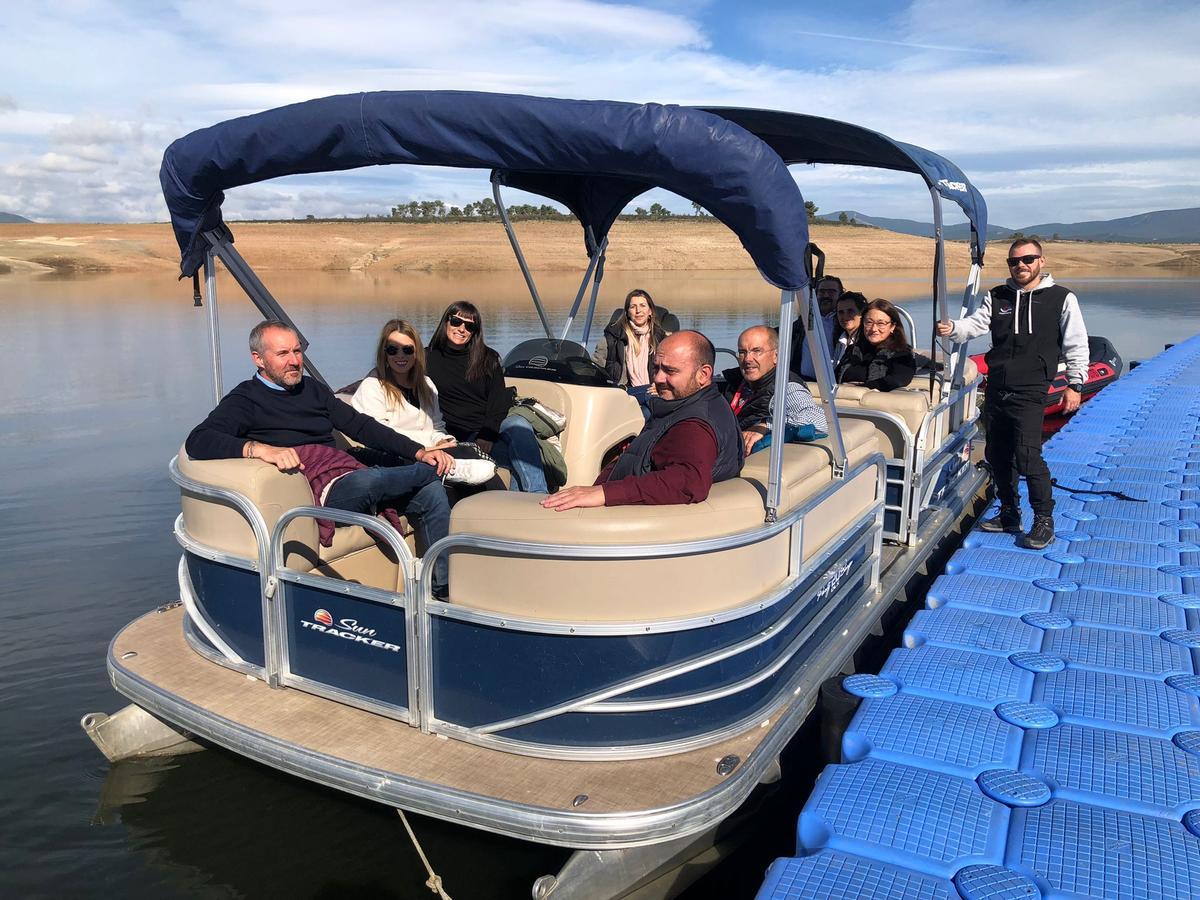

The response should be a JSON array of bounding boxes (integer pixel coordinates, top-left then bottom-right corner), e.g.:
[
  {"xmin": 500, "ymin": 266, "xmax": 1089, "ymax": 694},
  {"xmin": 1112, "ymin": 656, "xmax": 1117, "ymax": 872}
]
[{"xmin": 1067, "ymin": 381, "xmax": 1083, "ymax": 393}]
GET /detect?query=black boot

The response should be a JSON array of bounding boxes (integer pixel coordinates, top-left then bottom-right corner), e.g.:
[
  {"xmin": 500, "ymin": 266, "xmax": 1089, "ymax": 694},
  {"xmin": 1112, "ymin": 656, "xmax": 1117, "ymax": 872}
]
[
  {"xmin": 1022, "ymin": 515, "xmax": 1056, "ymax": 550},
  {"xmin": 979, "ymin": 505, "xmax": 1022, "ymax": 533}
]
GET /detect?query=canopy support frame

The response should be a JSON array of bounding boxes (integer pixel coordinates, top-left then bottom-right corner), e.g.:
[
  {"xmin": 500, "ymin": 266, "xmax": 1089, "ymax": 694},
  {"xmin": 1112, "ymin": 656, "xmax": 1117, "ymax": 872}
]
[
  {"xmin": 560, "ymin": 229, "xmax": 608, "ymax": 343},
  {"xmin": 947, "ymin": 261, "xmax": 983, "ymax": 431},
  {"xmin": 492, "ymin": 174, "xmax": 554, "ymax": 340},
  {"xmin": 202, "ymin": 249, "xmax": 224, "ymax": 406},
  {"xmin": 928, "ymin": 186, "xmax": 950, "ymax": 403},
  {"xmin": 767, "ymin": 287, "xmax": 847, "ymax": 524},
  {"xmin": 579, "ymin": 245, "xmax": 608, "ymax": 350},
  {"xmin": 202, "ymin": 230, "xmax": 329, "ymax": 387}
]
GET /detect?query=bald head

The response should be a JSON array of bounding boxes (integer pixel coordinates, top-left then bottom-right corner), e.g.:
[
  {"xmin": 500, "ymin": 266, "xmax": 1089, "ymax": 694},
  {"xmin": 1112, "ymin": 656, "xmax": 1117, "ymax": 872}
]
[
  {"xmin": 653, "ymin": 330, "xmax": 715, "ymax": 401},
  {"xmin": 737, "ymin": 325, "xmax": 780, "ymax": 385}
]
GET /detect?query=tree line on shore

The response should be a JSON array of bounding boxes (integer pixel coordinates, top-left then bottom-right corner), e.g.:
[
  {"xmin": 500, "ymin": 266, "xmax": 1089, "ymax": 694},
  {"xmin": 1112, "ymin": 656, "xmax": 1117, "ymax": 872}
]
[{"xmin": 336, "ymin": 198, "xmax": 830, "ymax": 222}]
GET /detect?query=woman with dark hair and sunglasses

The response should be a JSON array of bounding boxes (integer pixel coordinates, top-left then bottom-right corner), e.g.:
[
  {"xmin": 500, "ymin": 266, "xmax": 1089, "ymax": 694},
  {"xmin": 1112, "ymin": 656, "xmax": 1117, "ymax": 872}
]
[
  {"xmin": 350, "ymin": 318, "xmax": 497, "ymax": 487},
  {"xmin": 425, "ymin": 301, "xmax": 549, "ymax": 493},
  {"xmin": 835, "ymin": 298, "xmax": 916, "ymax": 392}
]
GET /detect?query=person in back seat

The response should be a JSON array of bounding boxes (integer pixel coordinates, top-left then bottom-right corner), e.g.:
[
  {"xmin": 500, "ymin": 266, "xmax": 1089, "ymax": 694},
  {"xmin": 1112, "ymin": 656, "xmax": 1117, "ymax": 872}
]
[
  {"xmin": 542, "ymin": 331, "xmax": 742, "ymax": 510},
  {"xmin": 185, "ymin": 320, "xmax": 452, "ymax": 596},
  {"xmin": 832, "ymin": 292, "xmax": 867, "ymax": 366},
  {"xmin": 835, "ymin": 298, "xmax": 916, "ymax": 391},
  {"xmin": 790, "ymin": 275, "xmax": 843, "ymax": 380},
  {"xmin": 592, "ymin": 289, "xmax": 674, "ymax": 419},
  {"xmin": 723, "ymin": 325, "xmax": 827, "ymax": 456}
]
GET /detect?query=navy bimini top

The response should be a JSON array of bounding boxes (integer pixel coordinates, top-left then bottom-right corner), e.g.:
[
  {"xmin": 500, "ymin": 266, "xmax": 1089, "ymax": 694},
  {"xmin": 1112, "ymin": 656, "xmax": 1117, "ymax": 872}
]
[{"xmin": 159, "ymin": 91, "xmax": 813, "ymax": 289}]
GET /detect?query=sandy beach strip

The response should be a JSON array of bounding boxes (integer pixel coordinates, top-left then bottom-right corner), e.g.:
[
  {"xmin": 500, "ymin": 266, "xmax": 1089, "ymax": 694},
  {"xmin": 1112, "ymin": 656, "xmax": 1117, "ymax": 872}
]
[{"xmin": 1, "ymin": 220, "xmax": 1197, "ymax": 277}]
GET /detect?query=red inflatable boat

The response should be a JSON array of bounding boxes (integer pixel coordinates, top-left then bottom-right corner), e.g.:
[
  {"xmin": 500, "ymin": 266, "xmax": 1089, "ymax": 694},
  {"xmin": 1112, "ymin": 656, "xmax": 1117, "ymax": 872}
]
[{"xmin": 971, "ymin": 336, "xmax": 1122, "ymax": 437}]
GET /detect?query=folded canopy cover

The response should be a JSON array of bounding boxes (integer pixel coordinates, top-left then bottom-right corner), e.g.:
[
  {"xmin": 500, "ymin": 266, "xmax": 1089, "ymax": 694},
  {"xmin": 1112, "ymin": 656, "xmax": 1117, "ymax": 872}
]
[
  {"xmin": 700, "ymin": 107, "xmax": 989, "ymax": 264},
  {"xmin": 159, "ymin": 91, "xmax": 812, "ymax": 289}
]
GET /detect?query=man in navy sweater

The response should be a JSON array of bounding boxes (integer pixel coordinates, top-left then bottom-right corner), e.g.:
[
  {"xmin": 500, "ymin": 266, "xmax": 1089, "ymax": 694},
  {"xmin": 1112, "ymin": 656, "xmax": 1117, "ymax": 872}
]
[{"xmin": 186, "ymin": 321, "xmax": 453, "ymax": 593}]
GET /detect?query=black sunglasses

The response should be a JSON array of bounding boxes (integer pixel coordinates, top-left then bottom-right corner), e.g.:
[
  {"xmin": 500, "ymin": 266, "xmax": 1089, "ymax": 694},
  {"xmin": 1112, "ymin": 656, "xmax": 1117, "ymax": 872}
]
[
  {"xmin": 385, "ymin": 342, "xmax": 416, "ymax": 357},
  {"xmin": 446, "ymin": 314, "xmax": 479, "ymax": 334},
  {"xmin": 1007, "ymin": 254, "xmax": 1041, "ymax": 267}
]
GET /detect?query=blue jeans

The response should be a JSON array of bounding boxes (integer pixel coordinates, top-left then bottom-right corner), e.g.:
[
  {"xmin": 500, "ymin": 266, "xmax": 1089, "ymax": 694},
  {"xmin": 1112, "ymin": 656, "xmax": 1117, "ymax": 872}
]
[
  {"xmin": 489, "ymin": 414, "xmax": 549, "ymax": 493},
  {"xmin": 324, "ymin": 464, "xmax": 450, "ymax": 593},
  {"xmin": 626, "ymin": 384, "xmax": 652, "ymax": 422}
]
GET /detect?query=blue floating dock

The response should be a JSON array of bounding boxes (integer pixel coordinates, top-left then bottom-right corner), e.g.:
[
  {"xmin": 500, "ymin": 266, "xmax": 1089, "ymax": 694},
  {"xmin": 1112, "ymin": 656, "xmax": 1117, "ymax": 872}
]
[{"xmin": 758, "ymin": 337, "xmax": 1200, "ymax": 899}]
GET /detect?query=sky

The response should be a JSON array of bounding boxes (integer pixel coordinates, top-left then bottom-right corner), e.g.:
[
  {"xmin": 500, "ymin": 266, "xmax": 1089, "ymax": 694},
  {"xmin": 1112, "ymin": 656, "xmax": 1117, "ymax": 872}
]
[{"xmin": 2, "ymin": 0, "xmax": 1198, "ymax": 229}]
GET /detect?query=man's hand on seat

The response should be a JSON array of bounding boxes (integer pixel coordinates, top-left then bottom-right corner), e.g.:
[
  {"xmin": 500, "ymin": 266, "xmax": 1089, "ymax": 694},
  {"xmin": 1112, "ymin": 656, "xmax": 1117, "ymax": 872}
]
[
  {"xmin": 742, "ymin": 426, "xmax": 767, "ymax": 456},
  {"xmin": 256, "ymin": 444, "xmax": 304, "ymax": 472},
  {"xmin": 541, "ymin": 485, "xmax": 605, "ymax": 511},
  {"xmin": 416, "ymin": 448, "xmax": 454, "ymax": 476}
]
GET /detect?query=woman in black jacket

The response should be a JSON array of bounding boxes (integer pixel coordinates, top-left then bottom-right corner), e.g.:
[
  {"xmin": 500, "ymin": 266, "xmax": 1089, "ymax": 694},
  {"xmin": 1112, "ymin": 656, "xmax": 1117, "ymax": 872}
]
[
  {"xmin": 835, "ymin": 298, "xmax": 916, "ymax": 392},
  {"xmin": 592, "ymin": 289, "xmax": 669, "ymax": 416},
  {"xmin": 425, "ymin": 301, "xmax": 548, "ymax": 492}
]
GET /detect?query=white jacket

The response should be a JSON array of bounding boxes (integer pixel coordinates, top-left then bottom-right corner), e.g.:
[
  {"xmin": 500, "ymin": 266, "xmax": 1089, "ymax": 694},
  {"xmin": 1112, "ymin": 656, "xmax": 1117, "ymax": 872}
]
[{"xmin": 350, "ymin": 374, "xmax": 454, "ymax": 449}]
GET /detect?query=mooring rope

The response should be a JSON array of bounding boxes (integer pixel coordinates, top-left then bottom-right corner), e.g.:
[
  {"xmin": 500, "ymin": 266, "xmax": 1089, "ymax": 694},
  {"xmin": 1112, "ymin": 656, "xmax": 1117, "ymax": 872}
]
[{"xmin": 397, "ymin": 809, "xmax": 453, "ymax": 899}]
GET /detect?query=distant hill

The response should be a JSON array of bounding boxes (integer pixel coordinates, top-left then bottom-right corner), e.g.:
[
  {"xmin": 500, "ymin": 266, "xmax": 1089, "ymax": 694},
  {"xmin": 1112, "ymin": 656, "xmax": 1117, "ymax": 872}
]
[
  {"xmin": 0, "ymin": 212, "xmax": 34, "ymax": 224},
  {"xmin": 819, "ymin": 210, "xmax": 1014, "ymax": 241},
  {"xmin": 820, "ymin": 207, "xmax": 1200, "ymax": 244},
  {"xmin": 1017, "ymin": 208, "xmax": 1200, "ymax": 244}
]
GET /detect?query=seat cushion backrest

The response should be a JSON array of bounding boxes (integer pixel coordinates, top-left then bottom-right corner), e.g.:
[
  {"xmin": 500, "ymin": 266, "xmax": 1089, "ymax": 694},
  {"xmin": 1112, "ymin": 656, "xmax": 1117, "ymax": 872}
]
[
  {"xmin": 177, "ymin": 447, "xmax": 320, "ymax": 570},
  {"xmin": 506, "ymin": 377, "xmax": 643, "ymax": 485}
]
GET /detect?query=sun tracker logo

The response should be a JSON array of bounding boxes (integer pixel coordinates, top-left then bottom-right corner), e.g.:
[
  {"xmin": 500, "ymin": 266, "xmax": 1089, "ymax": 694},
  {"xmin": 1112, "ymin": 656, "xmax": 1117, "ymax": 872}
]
[
  {"xmin": 301, "ymin": 609, "xmax": 401, "ymax": 653},
  {"xmin": 937, "ymin": 178, "xmax": 967, "ymax": 193}
]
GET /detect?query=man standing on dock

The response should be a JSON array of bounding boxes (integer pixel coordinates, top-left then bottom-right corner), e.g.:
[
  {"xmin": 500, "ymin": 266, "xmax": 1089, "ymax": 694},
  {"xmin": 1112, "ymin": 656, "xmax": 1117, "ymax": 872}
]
[{"xmin": 937, "ymin": 239, "xmax": 1089, "ymax": 549}]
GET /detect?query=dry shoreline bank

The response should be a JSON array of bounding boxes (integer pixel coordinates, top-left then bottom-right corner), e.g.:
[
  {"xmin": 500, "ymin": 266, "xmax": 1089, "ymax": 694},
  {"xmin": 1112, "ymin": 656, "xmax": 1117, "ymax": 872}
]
[{"xmin": 2, "ymin": 220, "xmax": 1198, "ymax": 278}]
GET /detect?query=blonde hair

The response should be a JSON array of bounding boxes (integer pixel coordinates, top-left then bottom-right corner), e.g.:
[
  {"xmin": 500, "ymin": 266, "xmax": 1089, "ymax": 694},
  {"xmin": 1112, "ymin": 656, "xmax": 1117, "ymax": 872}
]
[
  {"xmin": 374, "ymin": 318, "xmax": 434, "ymax": 413},
  {"xmin": 622, "ymin": 289, "xmax": 660, "ymax": 354}
]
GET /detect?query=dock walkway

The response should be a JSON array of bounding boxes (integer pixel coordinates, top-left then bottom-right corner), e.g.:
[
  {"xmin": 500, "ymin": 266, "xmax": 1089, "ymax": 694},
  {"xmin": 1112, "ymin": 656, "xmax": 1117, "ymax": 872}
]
[{"xmin": 757, "ymin": 337, "xmax": 1200, "ymax": 898}]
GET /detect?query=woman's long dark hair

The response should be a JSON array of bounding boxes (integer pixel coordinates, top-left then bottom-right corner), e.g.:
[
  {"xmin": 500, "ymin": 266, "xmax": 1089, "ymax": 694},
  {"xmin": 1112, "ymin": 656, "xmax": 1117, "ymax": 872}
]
[
  {"xmin": 833, "ymin": 291, "xmax": 868, "ymax": 342},
  {"xmin": 858, "ymin": 298, "xmax": 910, "ymax": 352},
  {"xmin": 428, "ymin": 300, "xmax": 498, "ymax": 383}
]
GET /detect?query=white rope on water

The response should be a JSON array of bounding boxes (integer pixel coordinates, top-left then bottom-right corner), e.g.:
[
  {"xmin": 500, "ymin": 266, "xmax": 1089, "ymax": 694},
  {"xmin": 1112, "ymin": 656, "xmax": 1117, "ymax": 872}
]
[{"xmin": 397, "ymin": 809, "xmax": 454, "ymax": 899}]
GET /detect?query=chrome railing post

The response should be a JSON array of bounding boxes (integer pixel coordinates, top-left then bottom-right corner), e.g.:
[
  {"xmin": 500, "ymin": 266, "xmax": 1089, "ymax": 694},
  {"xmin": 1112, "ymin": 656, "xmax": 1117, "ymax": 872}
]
[
  {"xmin": 491, "ymin": 174, "xmax": 554, "ymax": 339},
  {"xmin": 203, "ymin": 249, "xmax": 223, "ymax": 404}
]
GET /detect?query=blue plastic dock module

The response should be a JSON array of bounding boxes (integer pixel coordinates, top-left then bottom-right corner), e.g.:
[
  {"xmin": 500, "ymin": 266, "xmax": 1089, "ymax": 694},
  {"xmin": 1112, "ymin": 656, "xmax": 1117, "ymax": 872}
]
[{"xmin": 757, "ymin": 336, "xmax": 1200, "ymax": 900}]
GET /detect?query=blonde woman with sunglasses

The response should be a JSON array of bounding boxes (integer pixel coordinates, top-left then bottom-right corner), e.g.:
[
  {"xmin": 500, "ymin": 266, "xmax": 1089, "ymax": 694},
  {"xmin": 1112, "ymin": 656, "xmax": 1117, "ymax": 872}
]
[{"xmin": 351, "ymin": 318, "xmax": 496, "ymax": 486}]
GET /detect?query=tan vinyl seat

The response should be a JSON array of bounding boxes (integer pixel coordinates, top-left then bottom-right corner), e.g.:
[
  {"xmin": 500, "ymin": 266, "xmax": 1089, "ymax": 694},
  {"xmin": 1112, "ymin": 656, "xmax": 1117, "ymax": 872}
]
[
  {"xmin": 446, "ymin": 417, "xmax": 882, "ymax": 622},
  {"xmin": 505, "ymin": 377, "xmax": 644, "ymax": 485},
  {"xmin": 176, "ymin": 447, "xmax": 409, "ymax": 591},
  {"xmin": 807, "ymin": 355, "xmax": 979, "ymax": 458}
]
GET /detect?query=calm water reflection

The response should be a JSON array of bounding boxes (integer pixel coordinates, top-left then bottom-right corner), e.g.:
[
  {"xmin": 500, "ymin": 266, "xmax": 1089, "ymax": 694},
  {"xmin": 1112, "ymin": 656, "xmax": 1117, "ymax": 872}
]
[{"xmin": 0, "ymin": 266, "xmax": 1197, "ymax": 898}]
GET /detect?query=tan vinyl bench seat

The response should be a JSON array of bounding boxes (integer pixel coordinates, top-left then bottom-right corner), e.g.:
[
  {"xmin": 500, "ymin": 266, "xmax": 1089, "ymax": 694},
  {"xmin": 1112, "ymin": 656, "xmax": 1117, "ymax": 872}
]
[
  {"xmin": 177, "ymin": 448, "xmax": 410, "ymax": 591},
  {"xmin": 446, "ymin": 417, "xmax": 883, "ymax": 622},
  {"xmin": 807, "ymin": 355, "xmax": 978, "ymax": 458},
  {"xmin": 504, "ymin": 377, "xmax": 644, "ymax": 486}
]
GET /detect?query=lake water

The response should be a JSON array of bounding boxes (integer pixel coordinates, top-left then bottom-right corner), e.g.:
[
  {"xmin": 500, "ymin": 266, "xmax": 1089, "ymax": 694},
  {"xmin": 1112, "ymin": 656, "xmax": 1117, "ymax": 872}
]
[{"xmin": 1, "ymin": 265, "xmax": 1197, "ymax": 898}]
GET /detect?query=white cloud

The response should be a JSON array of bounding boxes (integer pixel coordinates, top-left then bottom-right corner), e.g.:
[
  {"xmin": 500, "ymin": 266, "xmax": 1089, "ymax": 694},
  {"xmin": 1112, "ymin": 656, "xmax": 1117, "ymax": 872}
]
[{"xmin": 0, "ymin": 0, "xmax": 1196, "ymax": 230}]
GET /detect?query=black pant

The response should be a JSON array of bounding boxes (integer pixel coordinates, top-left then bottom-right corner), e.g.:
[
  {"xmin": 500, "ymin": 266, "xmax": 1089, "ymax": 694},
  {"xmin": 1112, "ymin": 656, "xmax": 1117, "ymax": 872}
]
[{"xmin": 985, "ymin": 386, "xmax": 1053, "ymax": 517}]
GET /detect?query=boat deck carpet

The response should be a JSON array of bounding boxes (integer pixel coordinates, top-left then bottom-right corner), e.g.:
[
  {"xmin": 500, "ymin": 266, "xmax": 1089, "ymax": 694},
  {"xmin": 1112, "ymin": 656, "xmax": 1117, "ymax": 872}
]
[{"xmin": 113, "ymin": 605, "xmax": 779, "ymax": 819}]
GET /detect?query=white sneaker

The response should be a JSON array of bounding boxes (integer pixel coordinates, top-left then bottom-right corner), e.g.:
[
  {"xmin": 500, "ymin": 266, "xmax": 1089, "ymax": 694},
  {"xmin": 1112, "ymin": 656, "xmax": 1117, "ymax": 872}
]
[{"xmin": 444, "ymin": 458, "xmax": 496, "ymax": 485}]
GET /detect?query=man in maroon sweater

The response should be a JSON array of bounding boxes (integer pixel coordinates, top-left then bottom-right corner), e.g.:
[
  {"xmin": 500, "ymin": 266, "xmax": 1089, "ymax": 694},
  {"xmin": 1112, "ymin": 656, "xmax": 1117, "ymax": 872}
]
[{"xmin": 541, "ymin": 331, "xmax": 743, "ymax": 511}]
